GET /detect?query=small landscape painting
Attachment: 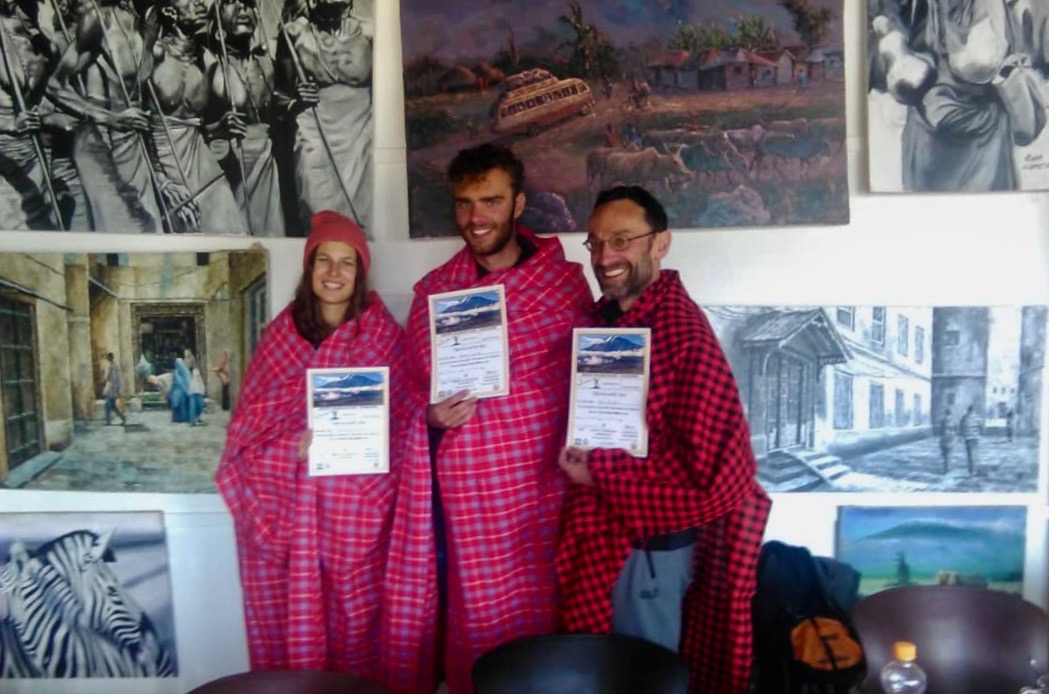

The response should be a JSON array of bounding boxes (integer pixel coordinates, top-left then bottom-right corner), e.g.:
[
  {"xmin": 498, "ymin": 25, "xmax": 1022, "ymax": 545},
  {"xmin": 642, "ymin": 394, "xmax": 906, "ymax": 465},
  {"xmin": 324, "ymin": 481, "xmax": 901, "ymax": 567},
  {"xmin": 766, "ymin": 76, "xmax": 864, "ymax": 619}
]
[{"xmin": 836, "ymin": 505, "xmax": 1027, "ymax": 598}]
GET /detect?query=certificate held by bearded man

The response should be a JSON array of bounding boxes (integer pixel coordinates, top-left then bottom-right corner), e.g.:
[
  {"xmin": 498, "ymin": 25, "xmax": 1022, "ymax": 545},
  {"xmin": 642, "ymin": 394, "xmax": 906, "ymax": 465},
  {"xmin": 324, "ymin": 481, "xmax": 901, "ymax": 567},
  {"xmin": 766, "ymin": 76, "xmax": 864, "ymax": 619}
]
[
  {"xmin": 428, "ymin": 285, "xmax": 511, "ymax": 403},
  {"xmin": 567, "ymin": 328, "xmax": 651, "ymax": 457}
]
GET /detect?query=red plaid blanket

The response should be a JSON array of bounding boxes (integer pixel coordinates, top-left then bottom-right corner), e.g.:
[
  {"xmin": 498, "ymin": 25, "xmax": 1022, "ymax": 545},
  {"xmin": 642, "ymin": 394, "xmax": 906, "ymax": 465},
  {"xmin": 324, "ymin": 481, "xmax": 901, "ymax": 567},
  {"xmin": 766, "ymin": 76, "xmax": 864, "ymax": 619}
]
[
  {"xmin": 378, "ymin": 229, "xmax": 592, "ymax": 694},
  {"xmin": 556, "ymin": 270, "xmax": 771, "ymax": 694},
  {"xmin": 216, "ymin": 294, "xmax": 411, "ymax": 678}
]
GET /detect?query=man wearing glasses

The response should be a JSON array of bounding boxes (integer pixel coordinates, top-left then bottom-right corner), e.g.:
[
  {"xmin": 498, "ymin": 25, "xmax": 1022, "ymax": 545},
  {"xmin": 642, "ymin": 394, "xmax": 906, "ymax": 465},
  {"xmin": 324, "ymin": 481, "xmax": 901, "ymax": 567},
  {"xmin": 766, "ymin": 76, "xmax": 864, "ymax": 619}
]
[{"xmin": 555, "ymin": 185, "xmax": 771, "ymax": 694}]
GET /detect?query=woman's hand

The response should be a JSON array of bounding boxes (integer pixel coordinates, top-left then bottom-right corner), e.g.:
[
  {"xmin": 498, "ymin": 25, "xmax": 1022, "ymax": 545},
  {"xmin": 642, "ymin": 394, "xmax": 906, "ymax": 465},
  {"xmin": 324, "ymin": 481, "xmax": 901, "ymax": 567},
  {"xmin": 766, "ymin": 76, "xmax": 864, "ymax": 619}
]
[{"xmin": 297, "ymin": 429, "xmax": 313, "ymax": 460}]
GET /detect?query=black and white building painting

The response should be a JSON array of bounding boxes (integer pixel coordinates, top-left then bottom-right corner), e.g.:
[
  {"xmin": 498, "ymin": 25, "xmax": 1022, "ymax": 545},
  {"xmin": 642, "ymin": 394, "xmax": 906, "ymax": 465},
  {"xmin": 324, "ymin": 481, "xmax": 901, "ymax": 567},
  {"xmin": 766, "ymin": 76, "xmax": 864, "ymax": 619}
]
[
  {"xmin": 0, "ymin": 511, "xmax": 177, "ymax": 678},
  {"xmin": 706, "ymin": 305, "xmax": 1047, "ymax": 493},
  {"xmin": 0, "ymin": 0, "xmax": 372, "ymax": 236}
]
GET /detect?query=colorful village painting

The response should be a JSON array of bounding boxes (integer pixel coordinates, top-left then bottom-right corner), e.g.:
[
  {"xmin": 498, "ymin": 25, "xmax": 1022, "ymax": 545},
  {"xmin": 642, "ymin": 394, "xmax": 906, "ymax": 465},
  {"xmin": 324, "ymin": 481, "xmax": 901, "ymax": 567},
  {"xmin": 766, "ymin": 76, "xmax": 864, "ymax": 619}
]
[{"xmin": 400, "ymin": 0, "xmax": 847, "ymax": 237}]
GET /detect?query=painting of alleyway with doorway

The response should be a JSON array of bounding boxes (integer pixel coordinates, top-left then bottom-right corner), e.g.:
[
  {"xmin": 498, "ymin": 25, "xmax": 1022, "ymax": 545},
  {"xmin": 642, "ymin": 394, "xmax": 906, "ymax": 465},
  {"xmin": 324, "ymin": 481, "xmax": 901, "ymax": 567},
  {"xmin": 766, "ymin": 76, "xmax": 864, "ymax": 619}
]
[
  {"xmin": 706, "ymin": 305, "xmax": 1047, "ymax": 493},
  {"xmin": 0, "ymin": 249, "xmax": 268, "ymax": 493}
]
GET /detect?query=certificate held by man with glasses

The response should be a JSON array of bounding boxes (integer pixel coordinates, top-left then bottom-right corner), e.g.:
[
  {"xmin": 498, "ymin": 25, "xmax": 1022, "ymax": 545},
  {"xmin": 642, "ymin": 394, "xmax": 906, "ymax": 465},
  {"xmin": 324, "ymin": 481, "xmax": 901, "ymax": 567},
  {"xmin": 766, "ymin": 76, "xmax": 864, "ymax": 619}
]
[
  {"xmin": 428, "ymin": 285, "xmax": 511, "ymax": 403},
  {"xmin": 567, "ymin": 327, "xmax": 651, "ymax": 457}
]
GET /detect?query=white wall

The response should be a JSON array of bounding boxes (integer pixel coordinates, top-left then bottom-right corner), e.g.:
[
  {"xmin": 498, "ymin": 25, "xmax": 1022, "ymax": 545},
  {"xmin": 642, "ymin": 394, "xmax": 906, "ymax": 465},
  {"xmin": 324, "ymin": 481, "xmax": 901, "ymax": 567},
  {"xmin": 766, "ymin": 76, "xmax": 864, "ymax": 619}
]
[{"xmin": 3, "ymin": 0, "xmax": 1049, "ymax": 691}]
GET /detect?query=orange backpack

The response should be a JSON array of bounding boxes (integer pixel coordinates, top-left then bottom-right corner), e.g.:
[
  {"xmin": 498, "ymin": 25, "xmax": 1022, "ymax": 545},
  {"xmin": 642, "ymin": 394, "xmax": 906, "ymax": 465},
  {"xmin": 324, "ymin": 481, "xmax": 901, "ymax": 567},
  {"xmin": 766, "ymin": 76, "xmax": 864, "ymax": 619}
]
[{"xmin": 791, "ymin": 616, "xmax": 865, "ymax": 672}]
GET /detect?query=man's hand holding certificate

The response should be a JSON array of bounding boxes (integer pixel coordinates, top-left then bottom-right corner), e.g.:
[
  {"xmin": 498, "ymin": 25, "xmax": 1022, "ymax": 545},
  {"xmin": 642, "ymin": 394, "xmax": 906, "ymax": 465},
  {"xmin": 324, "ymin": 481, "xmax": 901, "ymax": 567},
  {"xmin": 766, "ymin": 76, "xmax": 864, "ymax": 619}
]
[
  {"xmin": 428, "ymin": 285, "xmax": 511, "ymax": 403},
  {"xmin": 567, "ymin": 328, "xmax": 651, "ymax": 457},
  {"xmin": 306, "ymin": 367, "xmax": 390, "ymax": 476}
]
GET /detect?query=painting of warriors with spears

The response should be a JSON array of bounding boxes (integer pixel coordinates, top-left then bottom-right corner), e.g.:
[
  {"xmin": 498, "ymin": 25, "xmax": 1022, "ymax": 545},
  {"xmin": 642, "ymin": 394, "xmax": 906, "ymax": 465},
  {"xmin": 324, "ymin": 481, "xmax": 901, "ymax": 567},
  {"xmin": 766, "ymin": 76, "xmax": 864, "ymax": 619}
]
[
  {"xmin": 0, "ymin": 0, "xmax": 372, "ymax": 236},
  {"xmin": 401, "ymin": 0, "xmax": 847, "ymax": 237}
]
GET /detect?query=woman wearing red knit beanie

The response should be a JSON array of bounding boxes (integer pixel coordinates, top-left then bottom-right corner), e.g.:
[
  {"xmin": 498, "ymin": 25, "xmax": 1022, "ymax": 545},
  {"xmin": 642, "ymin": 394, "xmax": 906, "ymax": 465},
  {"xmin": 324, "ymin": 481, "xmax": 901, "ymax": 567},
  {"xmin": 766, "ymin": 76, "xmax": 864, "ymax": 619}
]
[{"xmin": 217, "ymin": 210, "xmax": 411, "ymax": 683}]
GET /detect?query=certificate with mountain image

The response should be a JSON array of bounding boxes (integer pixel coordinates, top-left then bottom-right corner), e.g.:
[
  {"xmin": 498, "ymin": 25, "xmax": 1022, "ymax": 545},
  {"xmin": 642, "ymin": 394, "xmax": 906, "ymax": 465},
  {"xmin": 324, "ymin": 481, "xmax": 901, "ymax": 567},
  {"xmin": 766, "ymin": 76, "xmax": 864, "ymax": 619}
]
[
  {"xmin": 568, "ymin": 328, "xmax": 651, "ymax": 457},
  {"xmin": 429, "ymin": 285, "xmax": 510, "ymax": 403},
  {"xmin": 306, "ymin": 367, "xmax": 389, "ymax": 476}
]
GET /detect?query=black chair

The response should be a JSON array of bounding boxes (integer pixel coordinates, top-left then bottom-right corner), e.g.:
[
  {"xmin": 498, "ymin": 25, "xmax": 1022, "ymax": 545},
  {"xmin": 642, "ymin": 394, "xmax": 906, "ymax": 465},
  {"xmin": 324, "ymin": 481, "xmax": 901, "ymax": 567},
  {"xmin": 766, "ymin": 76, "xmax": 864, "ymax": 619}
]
[
  {"xmin": 851, "ymin": 585, "xmax": 1049, "ymax": 694},
  {"xmin": 472, "ymin": 633, "xmax": 690, "ymax": 694},
  {"xmin": 185, "ymin": 670, "xmax": 391, "ymax": 694}
]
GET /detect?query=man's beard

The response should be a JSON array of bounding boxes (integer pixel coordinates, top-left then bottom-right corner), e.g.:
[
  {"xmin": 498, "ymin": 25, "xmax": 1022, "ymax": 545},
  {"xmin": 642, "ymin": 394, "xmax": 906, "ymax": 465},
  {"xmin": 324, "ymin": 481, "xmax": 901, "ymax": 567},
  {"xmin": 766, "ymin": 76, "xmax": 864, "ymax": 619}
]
[
  {"xmin": 596, "ymin": 256, "xmax": 655, "ymax": 303},
  {"xmin": 460, "ymin": 212, "xmax": 515, "ymax": 257}
]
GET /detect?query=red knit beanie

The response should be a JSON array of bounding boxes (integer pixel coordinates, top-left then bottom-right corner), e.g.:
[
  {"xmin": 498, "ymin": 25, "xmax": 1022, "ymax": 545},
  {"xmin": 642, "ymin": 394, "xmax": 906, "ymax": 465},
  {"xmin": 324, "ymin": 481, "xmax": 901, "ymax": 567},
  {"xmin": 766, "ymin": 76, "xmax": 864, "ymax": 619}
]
[{"xmin": 304, "ymin": 210, "xmax": 371, "ymax": 275}]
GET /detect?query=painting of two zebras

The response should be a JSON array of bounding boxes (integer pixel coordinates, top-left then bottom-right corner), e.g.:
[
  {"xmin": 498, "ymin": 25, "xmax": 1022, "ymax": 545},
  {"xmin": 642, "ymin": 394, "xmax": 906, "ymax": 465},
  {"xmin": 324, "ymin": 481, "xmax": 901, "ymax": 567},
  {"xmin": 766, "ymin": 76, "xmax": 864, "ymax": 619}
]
[{"xmin": 0, "ymin": 511, "xmax": 177, "ymax": 678}]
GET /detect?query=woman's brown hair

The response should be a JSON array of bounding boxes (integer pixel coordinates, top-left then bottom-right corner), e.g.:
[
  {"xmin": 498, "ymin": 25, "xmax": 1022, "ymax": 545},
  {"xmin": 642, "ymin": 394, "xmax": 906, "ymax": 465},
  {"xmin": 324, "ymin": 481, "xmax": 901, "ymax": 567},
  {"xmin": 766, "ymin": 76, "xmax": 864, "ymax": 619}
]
[{"xmin": 291, "ymin": 248, "xmax": 370, "ymax": 348}]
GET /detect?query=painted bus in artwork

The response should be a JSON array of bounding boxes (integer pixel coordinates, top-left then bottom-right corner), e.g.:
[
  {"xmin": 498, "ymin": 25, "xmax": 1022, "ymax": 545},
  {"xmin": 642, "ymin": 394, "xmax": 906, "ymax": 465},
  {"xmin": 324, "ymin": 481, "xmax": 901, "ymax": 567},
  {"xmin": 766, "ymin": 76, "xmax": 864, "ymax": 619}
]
[{"xmin": 489, "ymin": 68, "xmax": 595, "ymax": 135}]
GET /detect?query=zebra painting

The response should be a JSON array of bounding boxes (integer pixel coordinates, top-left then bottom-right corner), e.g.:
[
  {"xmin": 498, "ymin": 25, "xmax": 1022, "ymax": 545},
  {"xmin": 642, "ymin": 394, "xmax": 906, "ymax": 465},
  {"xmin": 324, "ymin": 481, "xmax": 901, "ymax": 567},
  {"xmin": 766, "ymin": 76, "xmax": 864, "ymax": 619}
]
[{"xmin": 0, "ymin": 529, "xmax": 175, "ymax": 678}]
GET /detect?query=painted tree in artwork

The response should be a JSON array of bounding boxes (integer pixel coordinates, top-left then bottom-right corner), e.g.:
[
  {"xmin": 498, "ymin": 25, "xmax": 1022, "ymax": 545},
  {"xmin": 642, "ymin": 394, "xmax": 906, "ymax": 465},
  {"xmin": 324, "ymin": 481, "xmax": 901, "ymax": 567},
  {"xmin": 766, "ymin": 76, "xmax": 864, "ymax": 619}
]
[
  {"xmin": 558, "ymin": 1, "xmax": 618, "ymax": 78},
  {"xmin": 404, "ymin": 55, "xmax": 448, "ymax": 97},
  {"xmin": 504, "ymin": 27, "xmax": 520, "ymax": 69},
  {"xmin": 893, "ymin": 551, "xmax": 913, "ymax": 586},
  {"xmin": 669, "ymin": 16, "xmax": 778, "ymax": 53},
  {"xmin": 734, "ymin": 15, "xmax": 780, "ymax": 50},
  {"xmin": 668, "ymin": 21, "xmax": 732, "ymax": 52},
  {"xmin": 779, "ymin": 0, "xmax": 835, "ymax": 46}
]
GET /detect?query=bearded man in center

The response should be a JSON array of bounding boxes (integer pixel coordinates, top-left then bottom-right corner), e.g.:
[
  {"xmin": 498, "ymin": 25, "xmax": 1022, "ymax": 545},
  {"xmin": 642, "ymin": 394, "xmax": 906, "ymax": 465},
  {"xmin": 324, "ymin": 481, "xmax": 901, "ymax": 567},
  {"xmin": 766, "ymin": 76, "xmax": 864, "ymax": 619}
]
[{"xmin": 378, "ymin": 143, "xmax": 592, "ymax": 694}]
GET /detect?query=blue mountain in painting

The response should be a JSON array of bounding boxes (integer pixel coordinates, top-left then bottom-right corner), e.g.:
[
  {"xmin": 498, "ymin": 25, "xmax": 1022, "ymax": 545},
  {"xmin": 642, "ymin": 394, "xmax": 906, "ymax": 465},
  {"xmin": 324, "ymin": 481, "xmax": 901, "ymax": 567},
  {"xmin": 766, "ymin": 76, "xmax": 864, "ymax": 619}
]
[
  {"xmin": 584, "ymin": 336, "xmax": 643, "ymax": 352},
  {"xmin": 440, "ymin": 294, "xmax": 498, "ymax": 314},
  {"xmin": 323, "ymin": 373, "xmax": 384, "ymax": 389},
  {"xmin": 864, "ymin": 520, "xmax": 1007, "ymax": 544},
  {"xmin": 844, "ymin": 518, "xmax": 1025, "ymax": 581}
]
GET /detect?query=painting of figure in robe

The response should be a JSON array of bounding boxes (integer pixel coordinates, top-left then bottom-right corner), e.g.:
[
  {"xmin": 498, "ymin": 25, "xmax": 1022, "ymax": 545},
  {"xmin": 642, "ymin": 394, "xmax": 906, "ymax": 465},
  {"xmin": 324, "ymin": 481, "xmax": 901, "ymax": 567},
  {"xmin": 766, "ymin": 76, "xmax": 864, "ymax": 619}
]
[{"xmin": 868, "ymin": 0, "xmax": 1049, "ymax": 192}]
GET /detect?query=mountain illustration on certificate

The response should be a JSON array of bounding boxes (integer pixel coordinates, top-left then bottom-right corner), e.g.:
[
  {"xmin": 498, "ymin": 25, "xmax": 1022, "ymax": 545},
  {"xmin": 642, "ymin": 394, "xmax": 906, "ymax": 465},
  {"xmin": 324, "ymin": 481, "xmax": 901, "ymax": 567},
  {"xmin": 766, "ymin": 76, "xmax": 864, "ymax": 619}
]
[
  {"xmin": 577, "ymin": 332, "xmax": 647, "ymax": 374},
  {"xmin": 433, "ymin": 290, "xmax": 505, "ymax": 334}
]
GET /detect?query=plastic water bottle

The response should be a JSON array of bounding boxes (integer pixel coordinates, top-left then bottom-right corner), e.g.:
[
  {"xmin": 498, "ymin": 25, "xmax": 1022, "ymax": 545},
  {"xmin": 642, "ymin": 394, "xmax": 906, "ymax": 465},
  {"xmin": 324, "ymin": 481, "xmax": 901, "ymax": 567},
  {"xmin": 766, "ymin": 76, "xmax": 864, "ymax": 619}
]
[{"xmin": 880, "ymin": 641, "xmax": 927, "ymax": 694}]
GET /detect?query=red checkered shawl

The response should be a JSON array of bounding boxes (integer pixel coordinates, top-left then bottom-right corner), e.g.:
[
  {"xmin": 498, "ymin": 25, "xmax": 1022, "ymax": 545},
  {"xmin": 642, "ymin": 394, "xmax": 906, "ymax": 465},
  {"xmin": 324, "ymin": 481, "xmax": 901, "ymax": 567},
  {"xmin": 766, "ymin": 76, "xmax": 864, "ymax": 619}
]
[
  {"xmin": 378, "ymin": 229, "xmax": 591, "ymax": 694},
  {"xmin": 216, "ymin": 293, "xmax": 411, "ymax": 679},
  {"xmin": 556, "ymin": 270, "xmax": 771, "ymax": 694}
]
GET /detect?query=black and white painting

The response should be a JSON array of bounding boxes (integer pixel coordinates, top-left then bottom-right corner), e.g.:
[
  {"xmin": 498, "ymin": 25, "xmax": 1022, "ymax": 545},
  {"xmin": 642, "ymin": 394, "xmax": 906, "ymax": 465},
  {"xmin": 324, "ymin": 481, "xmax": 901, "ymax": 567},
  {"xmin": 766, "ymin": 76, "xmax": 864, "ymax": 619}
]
[
  {"xmin": 867, "ymin": 0, "xmax": 1049, "ymax": 192},
  {"xmin": 705, "ymin": 305, "xmax": 1047, "ymax": 493},
  {"xmin": 0, "ymin": 249, "xmax": 268, "ymax": 493},
  {"xmin": 0, "ymin": 0, "xmax": 372, "ymax": 236},
  {"xmin": 0, "ymin": 511, "xmax": 177, "ymax": 678}
]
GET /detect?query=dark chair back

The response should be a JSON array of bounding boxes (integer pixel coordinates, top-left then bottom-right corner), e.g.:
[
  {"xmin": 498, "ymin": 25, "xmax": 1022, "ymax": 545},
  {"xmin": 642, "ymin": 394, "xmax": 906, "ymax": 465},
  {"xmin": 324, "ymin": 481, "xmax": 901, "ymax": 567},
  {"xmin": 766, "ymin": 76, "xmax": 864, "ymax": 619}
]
[
  {"xmin": 851, "ymin": 585, "xmax": 1049, "ymax": 694},
  {"xmin": 185, "ymin": 670, "xmax": 390, "ymax": 694},
  {"xmin": 472, "ymin": 633, "xmax": 690, "ymax": 694}
]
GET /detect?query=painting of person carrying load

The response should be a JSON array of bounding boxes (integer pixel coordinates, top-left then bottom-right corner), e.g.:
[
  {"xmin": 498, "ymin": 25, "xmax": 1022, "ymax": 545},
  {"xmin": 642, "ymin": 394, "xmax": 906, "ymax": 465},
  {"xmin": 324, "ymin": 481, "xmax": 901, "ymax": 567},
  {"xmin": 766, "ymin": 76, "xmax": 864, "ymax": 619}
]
[
  {"xmin": 401, "ymin": 0, "xmax": 847, "ymax": 237},
  {"xmin": 867, "ymin": 0, "xmax": 1049, "ymax": 192}
]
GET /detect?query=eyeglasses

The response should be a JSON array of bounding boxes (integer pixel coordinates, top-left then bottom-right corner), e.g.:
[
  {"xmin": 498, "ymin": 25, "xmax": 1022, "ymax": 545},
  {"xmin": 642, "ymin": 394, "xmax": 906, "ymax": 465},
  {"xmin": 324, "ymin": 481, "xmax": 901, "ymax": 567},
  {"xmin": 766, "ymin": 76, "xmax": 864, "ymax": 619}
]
[{"xmin": 583, "ymin": 230, "xmax": 659, "ymax": 253}]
